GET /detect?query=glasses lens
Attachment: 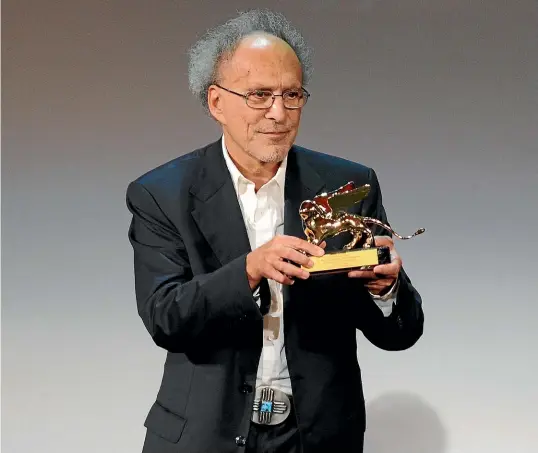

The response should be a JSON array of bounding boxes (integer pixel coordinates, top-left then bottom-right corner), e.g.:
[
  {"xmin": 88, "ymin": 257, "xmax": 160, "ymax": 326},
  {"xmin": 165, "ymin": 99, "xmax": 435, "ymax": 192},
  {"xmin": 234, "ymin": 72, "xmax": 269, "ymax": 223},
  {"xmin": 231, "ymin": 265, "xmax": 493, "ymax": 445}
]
[
  {"xmin": 283, "ymin": 90, "xmax": 308, "ymax": 108},
  {"xmin": 246, "ymin": 90, "xmax": 273, "ymax": 108},
  {"xmin": 246, "ymin": 89, "xmax": 309, "ymax": 109}
]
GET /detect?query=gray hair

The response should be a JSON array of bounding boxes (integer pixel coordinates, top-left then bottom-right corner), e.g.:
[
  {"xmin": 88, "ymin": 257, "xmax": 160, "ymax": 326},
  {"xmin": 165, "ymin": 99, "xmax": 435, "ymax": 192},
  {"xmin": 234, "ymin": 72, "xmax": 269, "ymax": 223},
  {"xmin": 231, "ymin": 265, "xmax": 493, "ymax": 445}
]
[{"xmin": 187, "ymin": 9, "xmax": 313, "ymax": 113}]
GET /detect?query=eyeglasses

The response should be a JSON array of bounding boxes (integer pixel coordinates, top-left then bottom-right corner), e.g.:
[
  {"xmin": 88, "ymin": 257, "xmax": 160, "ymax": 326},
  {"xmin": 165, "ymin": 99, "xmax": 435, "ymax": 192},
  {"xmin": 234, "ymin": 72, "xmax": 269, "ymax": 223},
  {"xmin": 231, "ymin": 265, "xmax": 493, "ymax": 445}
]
[{"xmin": 214, "ymin": 84, "xmax": 310, "ymax": 109}]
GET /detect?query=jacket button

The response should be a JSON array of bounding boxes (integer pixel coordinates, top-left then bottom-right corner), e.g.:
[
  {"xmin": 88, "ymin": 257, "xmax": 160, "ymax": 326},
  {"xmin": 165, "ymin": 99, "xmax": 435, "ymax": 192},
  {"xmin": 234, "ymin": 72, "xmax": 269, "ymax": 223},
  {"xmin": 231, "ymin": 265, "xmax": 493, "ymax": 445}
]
[
  {"xmin": 239, "ymin": 383, "xmax": 253, "ymax": 393},
  {"xmin": 235, "ymin": 435, "xmax": 247, "ymax": 446}
]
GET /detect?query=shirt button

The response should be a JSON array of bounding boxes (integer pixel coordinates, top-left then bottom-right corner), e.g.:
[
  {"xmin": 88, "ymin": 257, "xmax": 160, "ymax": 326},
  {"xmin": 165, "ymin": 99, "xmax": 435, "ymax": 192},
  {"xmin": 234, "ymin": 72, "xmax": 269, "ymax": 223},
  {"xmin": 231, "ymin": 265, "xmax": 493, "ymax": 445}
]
[{"xmin": 235, "ymin": 435, "xmax": 247, "ymax": 446}]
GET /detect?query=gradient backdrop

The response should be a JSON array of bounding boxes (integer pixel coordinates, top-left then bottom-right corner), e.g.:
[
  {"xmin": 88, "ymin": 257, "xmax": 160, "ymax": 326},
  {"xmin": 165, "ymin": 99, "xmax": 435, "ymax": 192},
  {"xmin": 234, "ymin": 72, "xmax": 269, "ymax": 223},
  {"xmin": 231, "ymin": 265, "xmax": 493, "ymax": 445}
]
[{"xmin": 3, "ymin": 1, "xmax": 537, "ymax": 452}]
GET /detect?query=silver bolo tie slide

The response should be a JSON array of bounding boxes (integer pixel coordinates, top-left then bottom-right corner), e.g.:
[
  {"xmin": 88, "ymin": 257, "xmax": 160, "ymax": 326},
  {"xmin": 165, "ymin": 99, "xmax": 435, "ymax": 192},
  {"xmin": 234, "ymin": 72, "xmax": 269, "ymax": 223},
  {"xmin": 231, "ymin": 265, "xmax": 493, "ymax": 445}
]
[{"xmin": 251, "ymin": 386, "xmax": 291, "ymax": 425}]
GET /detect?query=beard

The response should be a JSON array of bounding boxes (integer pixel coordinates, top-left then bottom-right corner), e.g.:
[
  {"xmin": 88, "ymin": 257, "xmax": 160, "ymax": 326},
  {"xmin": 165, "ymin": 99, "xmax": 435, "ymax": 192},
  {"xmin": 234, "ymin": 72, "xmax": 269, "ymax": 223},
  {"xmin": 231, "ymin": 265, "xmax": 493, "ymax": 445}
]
[
  {"xmin": 249, "ymin": 145, "xmax": 289, "ymax": 163},
  {"xmin": 247, "ymin": 133, "xmax": 293, "ymax": 163}
]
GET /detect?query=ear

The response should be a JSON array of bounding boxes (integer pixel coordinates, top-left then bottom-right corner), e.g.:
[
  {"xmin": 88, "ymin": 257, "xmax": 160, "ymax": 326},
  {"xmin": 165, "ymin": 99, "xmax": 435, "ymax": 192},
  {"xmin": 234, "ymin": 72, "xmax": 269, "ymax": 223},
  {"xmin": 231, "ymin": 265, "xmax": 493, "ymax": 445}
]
[{"xmin": 207, "ymin": 85, "xmax": 227, "ymax": 125}]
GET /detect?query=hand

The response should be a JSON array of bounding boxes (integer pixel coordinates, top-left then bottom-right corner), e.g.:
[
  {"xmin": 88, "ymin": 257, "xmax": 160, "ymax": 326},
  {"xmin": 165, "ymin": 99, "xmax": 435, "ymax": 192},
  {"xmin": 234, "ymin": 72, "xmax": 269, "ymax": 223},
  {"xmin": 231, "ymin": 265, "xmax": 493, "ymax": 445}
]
[
  {"xmin": 347, "ymin": 236, "xmax": 401, "ymax": 296},
  {"xmin": 246, "ymin": 235, "xmax": 325, "ymax": 287}
]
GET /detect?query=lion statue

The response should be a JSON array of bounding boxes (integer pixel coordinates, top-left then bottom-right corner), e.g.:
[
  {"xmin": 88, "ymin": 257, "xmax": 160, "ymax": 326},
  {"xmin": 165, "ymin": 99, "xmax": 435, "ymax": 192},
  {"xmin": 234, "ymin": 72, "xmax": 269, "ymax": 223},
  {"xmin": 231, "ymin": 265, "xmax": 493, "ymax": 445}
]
[{"xmin": 299, "ymin": 182, "xmax": 425, "ymax": 250}]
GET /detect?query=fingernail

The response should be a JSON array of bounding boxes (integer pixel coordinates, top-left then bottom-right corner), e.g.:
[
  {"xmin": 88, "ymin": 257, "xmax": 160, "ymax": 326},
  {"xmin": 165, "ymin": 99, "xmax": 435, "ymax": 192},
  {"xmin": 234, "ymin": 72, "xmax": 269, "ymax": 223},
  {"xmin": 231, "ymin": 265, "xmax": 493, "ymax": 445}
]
[{"xmin": 308, "ymin": 260, "xmax": 314, "ymax": 267}]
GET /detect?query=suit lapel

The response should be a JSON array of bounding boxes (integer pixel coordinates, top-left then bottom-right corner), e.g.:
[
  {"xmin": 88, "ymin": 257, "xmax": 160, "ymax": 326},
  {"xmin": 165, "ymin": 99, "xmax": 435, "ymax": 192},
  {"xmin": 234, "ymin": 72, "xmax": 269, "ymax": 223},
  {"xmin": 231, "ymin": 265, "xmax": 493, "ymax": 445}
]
[
  {"xmin": 283, "ymin": 146, "xmax": 326, "ymax": 240},
  {"xmin": 190, "ymin": 140, "xmax": 252, "ymax": 266},
  {"xmin": 189, "ymin": 142, "xmax": 327, "ymax": 270}
]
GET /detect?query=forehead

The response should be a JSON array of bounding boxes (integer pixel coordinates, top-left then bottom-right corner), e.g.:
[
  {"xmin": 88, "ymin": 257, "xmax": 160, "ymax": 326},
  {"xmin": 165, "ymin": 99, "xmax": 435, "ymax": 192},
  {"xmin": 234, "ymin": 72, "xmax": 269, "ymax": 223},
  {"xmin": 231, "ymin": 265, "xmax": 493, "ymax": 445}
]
[{"xmin": 219, "ymin": 34, "xmax": 303, "ymax": 87}]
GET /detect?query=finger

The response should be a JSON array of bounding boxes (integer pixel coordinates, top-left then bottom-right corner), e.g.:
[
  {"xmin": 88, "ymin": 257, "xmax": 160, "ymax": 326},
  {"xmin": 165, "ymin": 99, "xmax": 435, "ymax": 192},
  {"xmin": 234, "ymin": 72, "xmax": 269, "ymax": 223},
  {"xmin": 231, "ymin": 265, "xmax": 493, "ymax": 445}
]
[
  {"xmin": 275, "ymin": 260, "xmax": 311, "ymax": 280},
  {"xmin": 319, "ymin": 241, "xmax": 327, "ymax": 249},
  {"xmin": 373, "ymin": 235, "xmax": 394, "ymax": 248},
  {"xmin": 364, "ymin": 282, "xmax": 393, "ymax": 294},
  {"xmin": 266, "ymin": 267, "xmax": 295, "ymax": 286},
  {"xmin": 348, "ymin": 269, "xmax": 378, "ymax": 279},
  {"xmin": 366, "ymin": 277, "xmax": 395, "ymax": 286},
  {"xmin": 279, "ymin": 246, "xmax": 316, "ymax": 268},
  {"xmin": 371, "ymin": 260, "xmax": 400, "ymax": 277},
  {"xmin": 366, "ymin": 280, "xmax": 395, "ymax": 291},
  {"xmin": 288, "ymin": 236, "xmax": 325, "ymax": 257}
]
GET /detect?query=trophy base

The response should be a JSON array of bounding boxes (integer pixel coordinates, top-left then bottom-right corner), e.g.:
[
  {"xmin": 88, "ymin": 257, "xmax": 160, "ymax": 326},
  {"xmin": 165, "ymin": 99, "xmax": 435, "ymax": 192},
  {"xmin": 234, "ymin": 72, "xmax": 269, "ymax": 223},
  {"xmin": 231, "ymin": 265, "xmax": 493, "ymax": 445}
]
[{"xmin": 304, "ymin": 246, "xmax": 391, "ymax": 275}]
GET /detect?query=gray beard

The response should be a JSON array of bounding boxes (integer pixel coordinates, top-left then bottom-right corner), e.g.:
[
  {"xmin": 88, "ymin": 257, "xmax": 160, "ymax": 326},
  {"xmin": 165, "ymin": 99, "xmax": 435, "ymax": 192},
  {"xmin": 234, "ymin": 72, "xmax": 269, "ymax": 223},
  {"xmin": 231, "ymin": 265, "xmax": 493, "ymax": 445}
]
[{"xmin": 248, "ymin": 145, "xmax": 289, "ymax": 164}]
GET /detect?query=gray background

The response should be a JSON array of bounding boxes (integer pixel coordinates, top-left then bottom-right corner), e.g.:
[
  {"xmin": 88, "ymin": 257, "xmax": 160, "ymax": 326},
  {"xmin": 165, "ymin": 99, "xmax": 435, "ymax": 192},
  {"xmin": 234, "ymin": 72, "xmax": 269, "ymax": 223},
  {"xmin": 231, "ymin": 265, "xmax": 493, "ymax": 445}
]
[{"xmin": 3, "ymin": 0, "xmax": 537, "ymax": 452}]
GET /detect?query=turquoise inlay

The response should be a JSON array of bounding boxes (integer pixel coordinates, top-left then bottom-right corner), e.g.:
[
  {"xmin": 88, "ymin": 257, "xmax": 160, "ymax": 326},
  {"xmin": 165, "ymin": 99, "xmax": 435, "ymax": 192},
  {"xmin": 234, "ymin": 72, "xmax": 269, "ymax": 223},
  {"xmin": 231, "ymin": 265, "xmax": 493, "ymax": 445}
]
[{"xmin": 260, "ymin": 401, "xmax": 273, "ymax": 413}]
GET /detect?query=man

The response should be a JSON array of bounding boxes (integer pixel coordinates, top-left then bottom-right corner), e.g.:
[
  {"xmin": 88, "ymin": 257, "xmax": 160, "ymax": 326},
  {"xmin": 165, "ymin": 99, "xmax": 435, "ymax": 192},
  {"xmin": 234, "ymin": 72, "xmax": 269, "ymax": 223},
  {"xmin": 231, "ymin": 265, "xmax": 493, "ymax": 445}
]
[{"xmin": 126, "ymin": 9, "xmax": 424, "ymax": 453}]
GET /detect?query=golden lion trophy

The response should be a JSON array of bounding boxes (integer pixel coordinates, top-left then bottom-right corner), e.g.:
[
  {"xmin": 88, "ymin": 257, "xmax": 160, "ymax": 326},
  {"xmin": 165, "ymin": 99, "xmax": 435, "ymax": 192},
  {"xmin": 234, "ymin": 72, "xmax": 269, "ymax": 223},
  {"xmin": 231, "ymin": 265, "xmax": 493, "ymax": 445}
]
[{"xmin": 298, "ymin": 181, "xmax": 425, "ymax": 275}]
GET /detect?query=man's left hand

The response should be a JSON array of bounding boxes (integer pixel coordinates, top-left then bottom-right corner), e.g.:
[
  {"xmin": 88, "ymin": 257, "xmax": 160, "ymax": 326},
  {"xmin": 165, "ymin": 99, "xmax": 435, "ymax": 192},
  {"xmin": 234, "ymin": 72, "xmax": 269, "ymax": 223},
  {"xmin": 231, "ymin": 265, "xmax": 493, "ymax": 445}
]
[{"xmin": 347, "ymin": 236, "xmax": 401, "ymax": 296}]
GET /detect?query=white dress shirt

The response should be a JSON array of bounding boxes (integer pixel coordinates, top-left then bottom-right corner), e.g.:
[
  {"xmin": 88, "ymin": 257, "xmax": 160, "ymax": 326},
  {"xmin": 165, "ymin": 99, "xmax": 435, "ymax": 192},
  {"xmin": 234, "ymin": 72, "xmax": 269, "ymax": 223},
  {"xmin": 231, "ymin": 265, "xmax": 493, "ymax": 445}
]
[{"xmin": 221, "ymin": 136, "xmax": 398, "ymax": 396}]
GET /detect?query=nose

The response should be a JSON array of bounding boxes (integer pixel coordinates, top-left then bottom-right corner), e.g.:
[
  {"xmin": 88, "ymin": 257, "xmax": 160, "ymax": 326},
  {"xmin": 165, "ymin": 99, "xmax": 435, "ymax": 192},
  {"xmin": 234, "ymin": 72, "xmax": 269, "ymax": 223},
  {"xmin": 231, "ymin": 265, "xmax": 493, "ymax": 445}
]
[{"xmin": 265, "ymin": 96, "xmax": 287, "ymax": 122}]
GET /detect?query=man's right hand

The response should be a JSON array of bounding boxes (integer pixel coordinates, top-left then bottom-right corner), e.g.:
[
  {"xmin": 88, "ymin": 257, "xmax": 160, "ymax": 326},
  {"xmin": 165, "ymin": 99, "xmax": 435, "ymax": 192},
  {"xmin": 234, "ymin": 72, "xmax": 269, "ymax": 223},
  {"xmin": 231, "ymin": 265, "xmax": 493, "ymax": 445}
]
[{"xmin": 246, "ymin": 235, "xmax": 325, "ymax": 288}]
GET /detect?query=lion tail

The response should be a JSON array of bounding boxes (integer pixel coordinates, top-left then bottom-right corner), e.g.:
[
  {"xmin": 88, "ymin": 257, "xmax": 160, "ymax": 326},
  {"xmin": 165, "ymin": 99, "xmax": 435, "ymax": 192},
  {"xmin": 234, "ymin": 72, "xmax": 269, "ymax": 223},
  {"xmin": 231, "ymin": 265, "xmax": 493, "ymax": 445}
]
[{"xmin": 362, "ymin": 217, "xmax": 425, "ymax": 240}]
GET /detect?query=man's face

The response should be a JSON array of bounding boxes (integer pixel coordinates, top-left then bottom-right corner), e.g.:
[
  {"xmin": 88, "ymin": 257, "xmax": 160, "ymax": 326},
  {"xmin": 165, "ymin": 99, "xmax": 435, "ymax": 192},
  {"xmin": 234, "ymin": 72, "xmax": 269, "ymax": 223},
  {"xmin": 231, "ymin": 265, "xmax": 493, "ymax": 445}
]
[{"xmin": 208, "ymin": 34, "xmax": 304, "ymax": 164}]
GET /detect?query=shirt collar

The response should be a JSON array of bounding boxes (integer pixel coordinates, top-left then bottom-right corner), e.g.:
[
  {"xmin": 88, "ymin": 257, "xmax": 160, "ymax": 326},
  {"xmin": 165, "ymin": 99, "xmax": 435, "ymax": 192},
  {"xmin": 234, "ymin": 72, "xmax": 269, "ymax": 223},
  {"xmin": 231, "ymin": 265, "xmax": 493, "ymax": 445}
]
[{"xmin": 221, "ymin": 135, "xmax": 287, "ymax": 193}]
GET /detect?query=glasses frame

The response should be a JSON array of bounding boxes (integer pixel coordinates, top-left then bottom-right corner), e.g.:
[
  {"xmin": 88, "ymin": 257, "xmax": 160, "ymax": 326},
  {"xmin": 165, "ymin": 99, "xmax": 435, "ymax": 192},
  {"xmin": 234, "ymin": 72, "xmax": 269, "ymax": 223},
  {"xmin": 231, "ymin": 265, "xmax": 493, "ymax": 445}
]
[{"xmin": 214, "ymin": 84, "xmax": 310, "ymax": 110}]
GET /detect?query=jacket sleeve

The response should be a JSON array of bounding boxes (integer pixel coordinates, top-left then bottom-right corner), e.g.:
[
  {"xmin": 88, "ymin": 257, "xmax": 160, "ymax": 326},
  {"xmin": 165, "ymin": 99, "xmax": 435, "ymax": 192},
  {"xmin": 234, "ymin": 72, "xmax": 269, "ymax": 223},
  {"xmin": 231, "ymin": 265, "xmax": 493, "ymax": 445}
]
[
  {"xmin": 125, "ymin": 181, "xmax": 265, "ymax": 352},
  {"xmin": 355, "ymin": 168, "xmax": 425, "ymax": 351}
]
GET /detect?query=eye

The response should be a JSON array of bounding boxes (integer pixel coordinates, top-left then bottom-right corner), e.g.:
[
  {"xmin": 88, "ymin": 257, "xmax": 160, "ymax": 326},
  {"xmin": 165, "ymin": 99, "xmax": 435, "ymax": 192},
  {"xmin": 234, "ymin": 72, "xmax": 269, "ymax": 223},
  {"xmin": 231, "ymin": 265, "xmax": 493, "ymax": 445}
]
[
  {"xmin": 285, "ymin": 91, "xmax": 300, "ymax": 99},
  {"xmin": 252, "ymin": 90, "xmax": 271, "ymax": 99}
]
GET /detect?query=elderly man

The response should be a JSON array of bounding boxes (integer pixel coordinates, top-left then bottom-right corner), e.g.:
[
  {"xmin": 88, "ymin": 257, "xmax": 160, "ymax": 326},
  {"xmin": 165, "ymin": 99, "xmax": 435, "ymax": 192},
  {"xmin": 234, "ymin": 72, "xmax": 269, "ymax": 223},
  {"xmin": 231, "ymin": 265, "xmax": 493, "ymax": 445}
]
[{"xmin": 126, "ymin": 9, "xmax": 424, "ymax": 453}]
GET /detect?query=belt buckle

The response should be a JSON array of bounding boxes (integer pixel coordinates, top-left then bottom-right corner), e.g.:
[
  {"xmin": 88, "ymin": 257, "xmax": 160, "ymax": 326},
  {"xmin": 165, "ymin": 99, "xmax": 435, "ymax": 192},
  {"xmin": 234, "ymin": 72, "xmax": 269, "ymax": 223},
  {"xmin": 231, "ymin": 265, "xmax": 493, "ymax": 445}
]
[{"xmin": 251, "ymin": 386, "xmax": 291, "ymax": 426}]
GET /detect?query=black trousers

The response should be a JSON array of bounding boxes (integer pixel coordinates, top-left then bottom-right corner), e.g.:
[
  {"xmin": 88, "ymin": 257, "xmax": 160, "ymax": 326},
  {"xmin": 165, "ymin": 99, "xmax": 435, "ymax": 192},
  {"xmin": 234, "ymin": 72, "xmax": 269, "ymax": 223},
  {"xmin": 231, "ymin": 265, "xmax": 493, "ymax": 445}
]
[{"xmin": 245, "ymin": 399, "xmax": 365, "ymax": 453}]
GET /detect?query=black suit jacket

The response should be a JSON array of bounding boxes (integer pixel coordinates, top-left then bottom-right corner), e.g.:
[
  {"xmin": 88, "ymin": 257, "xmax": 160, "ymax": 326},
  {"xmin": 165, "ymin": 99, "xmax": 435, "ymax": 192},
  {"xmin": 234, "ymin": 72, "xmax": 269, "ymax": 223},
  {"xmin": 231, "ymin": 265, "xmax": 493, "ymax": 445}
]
[{"xmin": 126, "ymin": 139, "xmax": 424, "ymax": 453}]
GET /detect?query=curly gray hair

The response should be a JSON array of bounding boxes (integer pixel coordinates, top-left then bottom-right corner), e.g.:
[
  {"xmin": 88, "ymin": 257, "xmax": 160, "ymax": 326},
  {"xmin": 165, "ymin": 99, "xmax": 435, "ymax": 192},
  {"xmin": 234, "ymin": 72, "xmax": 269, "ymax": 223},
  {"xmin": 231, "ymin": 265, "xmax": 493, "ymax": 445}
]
[{"xmin": 187, "ymin": 9, "xmax": 313, "ymax": 113}]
